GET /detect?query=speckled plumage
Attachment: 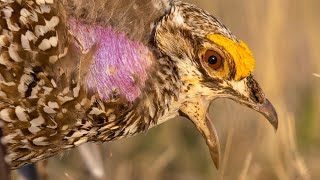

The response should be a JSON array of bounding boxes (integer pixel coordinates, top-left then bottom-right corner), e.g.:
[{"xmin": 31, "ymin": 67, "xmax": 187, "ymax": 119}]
[{"xmin": 0, "ymin": 0, "xmax": 278, "ymax": 170}]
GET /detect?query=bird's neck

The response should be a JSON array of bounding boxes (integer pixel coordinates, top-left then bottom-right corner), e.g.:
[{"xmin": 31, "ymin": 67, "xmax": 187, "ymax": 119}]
[
  {"xmin": 60, "ymin": 15, "xmax": 181, "ymax": 145},
  {"xmin": 74, "ymin": 56, "xmax": 181, "ymax": 143},
  {"xmin": 65, "ymin": 19, "xmax": 182, "ymax": 143},
  {"xmin": 55, "ymin": 15, "xmax": 181, "ymax": 147}
]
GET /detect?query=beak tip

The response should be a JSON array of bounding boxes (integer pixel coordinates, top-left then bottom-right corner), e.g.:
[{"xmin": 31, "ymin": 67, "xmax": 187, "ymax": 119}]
[
  {"xmin": 273, "ymin": 118, "xmax": 279, "ymax": 132},
  {"xmin": 259, "ymin": 98, "xmax": 278, "ymax": 132},
  {"xmin": 210, "ymin": 150, "xmax": 220, "ymax": 169},
  {"xmin": 268, "ymin": 110, "xmax": 278, "ymax": 132},
  {"xmin": 214, "ymin": 161, "xmax": 219, "ymax": 169},
  {"xmin": 272, "ymin": 122, "xmax": 278, "ymax": 133},
  {"xmin": 273, "ymin": 120, "xmax": 278, "ymax": 133},
  {"xmin": 269, "ymin": 109, "xmax": 278, "ymax": 132}
]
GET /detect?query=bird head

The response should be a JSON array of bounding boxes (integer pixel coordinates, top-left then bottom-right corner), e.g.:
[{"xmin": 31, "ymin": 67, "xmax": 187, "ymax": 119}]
[{"xmin": 155, "ymin": 1, "xmax": 278, "ymax": 168}]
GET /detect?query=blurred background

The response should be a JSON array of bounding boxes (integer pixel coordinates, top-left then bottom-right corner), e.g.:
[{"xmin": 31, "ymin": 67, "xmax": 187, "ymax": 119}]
[{"xmin": 15, "ymin": 0, "xmax": 320, "ymax": 179}]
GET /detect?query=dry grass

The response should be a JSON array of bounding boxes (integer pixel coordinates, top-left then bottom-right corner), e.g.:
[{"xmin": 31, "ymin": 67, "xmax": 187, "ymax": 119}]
[{"xmin": 14, "ymin": 0, "xmax": 320, "ymax": 179}]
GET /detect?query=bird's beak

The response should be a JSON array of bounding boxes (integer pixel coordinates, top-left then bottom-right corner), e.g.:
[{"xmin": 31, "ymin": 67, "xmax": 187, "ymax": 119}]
[
  {"xmin": 179, "ymin": 75, "xmax": 278, "ymax": 169},
  {"xmin": 242, "ymin": 98, "xmax": 278, "ymax": 130},
  {"xmin": 179, "ymin": 99, "xmax": 221, "ymax": 169},
  {"xmin": 228, "ymin": 75, "xmax": 278, "ymax": 131}
]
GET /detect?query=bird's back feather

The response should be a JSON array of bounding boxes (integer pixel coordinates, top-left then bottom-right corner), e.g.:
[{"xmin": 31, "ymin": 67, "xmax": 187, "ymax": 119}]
[{"xmin": 62, "ymin": 0, "xmax": 171, "ymax": 43}]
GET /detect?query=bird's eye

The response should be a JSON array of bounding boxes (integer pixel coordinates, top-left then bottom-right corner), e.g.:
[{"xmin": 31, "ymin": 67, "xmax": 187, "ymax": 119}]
[{"xmin": 202, "ymin": 50, "xmax": 223, "ymax": 70}]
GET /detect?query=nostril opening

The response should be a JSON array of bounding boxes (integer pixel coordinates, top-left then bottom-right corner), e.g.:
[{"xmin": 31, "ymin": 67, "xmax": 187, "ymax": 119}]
[{"xmin": 252, "ymin": 89, "xmax": 265, "ymax": 104}]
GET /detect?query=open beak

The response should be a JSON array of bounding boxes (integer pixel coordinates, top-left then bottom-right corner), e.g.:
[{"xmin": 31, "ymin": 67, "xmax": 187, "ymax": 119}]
[{"xmin": 179, "ymin": 75, "xmax": 278, "ymax": 169}]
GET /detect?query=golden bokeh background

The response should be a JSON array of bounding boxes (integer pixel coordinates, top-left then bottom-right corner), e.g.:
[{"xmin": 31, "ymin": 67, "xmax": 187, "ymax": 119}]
[{"xmin": 14, "ymin": 0, "xmax": 320, "ymax": 179}]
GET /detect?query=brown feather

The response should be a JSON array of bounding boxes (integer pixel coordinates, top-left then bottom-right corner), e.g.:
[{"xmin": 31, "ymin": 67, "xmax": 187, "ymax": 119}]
[{"xmin": 62, "ymin": 0, "xmax": 171, "ymax": 43}]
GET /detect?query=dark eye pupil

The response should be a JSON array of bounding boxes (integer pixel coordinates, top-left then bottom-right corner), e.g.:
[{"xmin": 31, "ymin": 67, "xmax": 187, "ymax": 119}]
[{"xmin": 208, "ymin": 56, "xmax": 218, "ymax": 64}]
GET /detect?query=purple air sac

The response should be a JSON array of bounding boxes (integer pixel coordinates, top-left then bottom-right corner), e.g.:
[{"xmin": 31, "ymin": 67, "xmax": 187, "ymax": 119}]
[{"xmin": 68, "ymin": 18, "xmax": 155, "ymax": 102}]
